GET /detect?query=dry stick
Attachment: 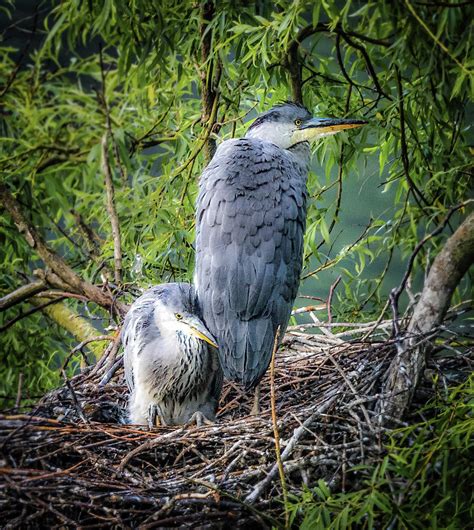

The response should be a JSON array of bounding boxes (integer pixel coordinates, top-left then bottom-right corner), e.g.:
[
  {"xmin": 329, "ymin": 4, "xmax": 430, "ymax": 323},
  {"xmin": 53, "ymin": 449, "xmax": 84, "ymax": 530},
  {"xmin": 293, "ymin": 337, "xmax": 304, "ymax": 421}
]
[
  {"xmin": 119, "ymin": 428, "xmax": 186, "ymax": 470},
  {"xmin": 323, "ymin": 350, "xmax": 374, "ymax": 433},
  {"xmin": 245, "ymin": 389, "xmax": 339, "ymax": 504},
  {"xmin": 327, "ymin": 275, "xmax": 342, "ymax": 324},
  {"xmin": 61, "ymin": 369, "xmax": 89, "ymax": 424},
  {"xmin": 62, "ymin": 335, "xmax": 114, "ymax": 371},
  {"xmin": 269, "ymin": 326, "xmax": 289, "ymax": 527},
  {"xmin": 15, "ymin": 373, "xmax": 23, "ymax": 409}
]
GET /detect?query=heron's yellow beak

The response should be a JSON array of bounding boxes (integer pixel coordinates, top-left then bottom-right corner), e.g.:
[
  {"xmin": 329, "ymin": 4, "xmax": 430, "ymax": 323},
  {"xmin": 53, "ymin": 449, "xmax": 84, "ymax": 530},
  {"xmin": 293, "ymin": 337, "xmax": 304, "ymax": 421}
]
[
  {"xmin": 293, "ymin": 117, "xmax": 367, "ymax": 143},
  {"xmin": 189, "ymin": 326, "xmax": 218, "ymax": 348}
]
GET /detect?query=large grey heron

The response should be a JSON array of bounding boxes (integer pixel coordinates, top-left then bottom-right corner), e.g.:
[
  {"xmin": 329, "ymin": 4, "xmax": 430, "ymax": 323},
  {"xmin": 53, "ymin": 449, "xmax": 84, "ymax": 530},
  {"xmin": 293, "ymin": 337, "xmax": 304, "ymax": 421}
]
[
  {"xmin": 121, "ymin": 283, "xmax": 222, "ymax": 427},
  {"xmin": 195, "ymin": 102, "xmax": 366, "ymax": 408}
]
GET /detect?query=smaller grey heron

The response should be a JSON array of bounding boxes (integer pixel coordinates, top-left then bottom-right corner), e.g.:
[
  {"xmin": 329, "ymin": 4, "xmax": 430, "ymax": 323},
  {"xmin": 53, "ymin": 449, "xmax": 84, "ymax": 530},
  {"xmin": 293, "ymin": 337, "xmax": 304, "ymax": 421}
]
[{"xmin": 122, "ymin": 283, "xmax": 222, "ymax": 427}]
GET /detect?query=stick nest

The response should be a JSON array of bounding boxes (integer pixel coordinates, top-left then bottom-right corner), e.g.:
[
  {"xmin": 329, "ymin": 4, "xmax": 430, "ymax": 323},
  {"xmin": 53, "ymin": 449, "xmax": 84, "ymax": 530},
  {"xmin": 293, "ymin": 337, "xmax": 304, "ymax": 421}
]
[{"xmin": 0, "ymin": 324, "xmax": 469, "ymax": 528}]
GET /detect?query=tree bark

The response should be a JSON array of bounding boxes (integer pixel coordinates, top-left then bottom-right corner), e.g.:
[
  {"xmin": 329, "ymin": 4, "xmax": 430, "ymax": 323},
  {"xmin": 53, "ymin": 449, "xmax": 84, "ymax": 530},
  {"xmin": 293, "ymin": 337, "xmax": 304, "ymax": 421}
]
[
  {"xmin": 380, "ymin": 212, "xmax": 474, "ymax": 421},
  {"xmin": 200, "ymin": 1, "xmax": 221, "ymax": 163}
]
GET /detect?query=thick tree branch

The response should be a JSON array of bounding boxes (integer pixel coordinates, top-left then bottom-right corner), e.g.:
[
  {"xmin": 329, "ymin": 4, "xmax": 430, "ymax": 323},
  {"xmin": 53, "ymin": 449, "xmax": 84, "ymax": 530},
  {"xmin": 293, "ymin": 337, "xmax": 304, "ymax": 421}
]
[
  {"xmin": 0, "ymin": 184, "xmax": 126, "ymax": 316},
  {"xmin": 380, "ymin": 211, "xmax": 474, "ymax": 421},
  {"xmin": 286, "ymin": 38, "xmax": 304, "ymax": 105},
  {"xmin": 33, "ymin": 297, "xmax": 106, "ymax": 358},
  {"xmin": 286, "ymin": 23, "xmax": 392, "ymax": 104},
  {"xmin": 200, "ymin": 1, "xmax": 221, "ymax": 163}
]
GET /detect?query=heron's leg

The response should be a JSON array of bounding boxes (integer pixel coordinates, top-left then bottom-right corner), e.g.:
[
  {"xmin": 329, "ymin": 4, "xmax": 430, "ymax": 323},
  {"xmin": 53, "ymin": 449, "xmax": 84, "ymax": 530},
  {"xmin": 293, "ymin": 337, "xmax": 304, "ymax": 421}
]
[
  {"xmin": 147, "ymin": 404, "xmax": 167, "ymax": 429},
  {"xmin": 185, "ymin": 411, "xmax": 214, "ymax": 428},
  {"xmin": 250, "ymin": 383, "xmax": 261, "ymax": 416}
]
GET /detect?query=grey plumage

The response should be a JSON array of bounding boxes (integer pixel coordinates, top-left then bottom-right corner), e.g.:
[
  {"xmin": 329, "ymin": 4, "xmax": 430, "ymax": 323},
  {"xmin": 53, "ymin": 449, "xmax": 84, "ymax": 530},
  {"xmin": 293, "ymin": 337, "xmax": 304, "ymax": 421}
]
[
  {"xmin": 195, "ymin": 104, "xmax": 310, "ymax": 389},
  {"xmin": 195, "ymin": 103, "xmax": 366, "ymax": 389},
  {"xmin": 122, "ymin": 282, "xmax": 222, "ymax": 425}
]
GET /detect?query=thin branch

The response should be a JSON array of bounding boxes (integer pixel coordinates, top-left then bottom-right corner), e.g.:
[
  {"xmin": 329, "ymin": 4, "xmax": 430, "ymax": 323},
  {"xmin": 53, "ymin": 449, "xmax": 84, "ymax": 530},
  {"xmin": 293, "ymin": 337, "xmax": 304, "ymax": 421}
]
[
  {"xmin": 405, "ymin": 0, "xmax": 472, "ymax": 74},
  {"xmin": 318, "ymin": 84, "xmax": 353, "ymax": 252},
  {"xmin": 0, "ymin": 280, "xmax": 47, "ymax": 311},
  {"xmin": 244, "ymin": 390, "xmax": 339, "ymax": 504},
  {"xmin": 395, "ymin": 66, "xmax": 430, "ymax": 210},
  {"xmin": 61, "ymin": 369, "xmax": 89, "ymax": 424},
  {"xmin": 15, "ymin": 373, "xmax": 23, "ymax": 409},
  {"xmin": 327, "ymin": 276, "xmax": 342, "ymax": 324},
  {"xmin": 340, "ymin": 33, "xmax": 392, "ymax": 100},
  {"xmin": 101, "ymin": 133, "xmax": 123, "ymax": 285},
  {"xmin": 0, "ymin": 11, "xmax": 38, "ymax": 98},
  {"xmin": 0, "ymin": 297, "xmax": 65, "ymax": 332},
  {"xmin": 335, "ymin": 35, "xmax": 365, "ymax": 104},
  {"xmin": 302, "ymin": 221, "xmax": 373, "ymax": 280}
]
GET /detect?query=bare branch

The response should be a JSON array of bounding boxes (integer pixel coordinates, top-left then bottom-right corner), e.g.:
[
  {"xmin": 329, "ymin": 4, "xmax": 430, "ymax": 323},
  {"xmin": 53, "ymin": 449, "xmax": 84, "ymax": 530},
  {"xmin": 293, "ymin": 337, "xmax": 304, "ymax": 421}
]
[
  {"xmin": 341, "ymin": 33, "xmax": 392, "ymax": 100},
  {"xmin": 0, "ymin": 183, "xmax": 126, "ymax": 316},
  {"xmin": 395, "ymin": 66, "xmax": 430, "ymax": 210},
  {"xmin": 0, "ymin": 297, "xmax": 65, "ymax": 332},
  {"xmin": 0, "ymin": 280, "xmax": 47, "ymax": 311}
]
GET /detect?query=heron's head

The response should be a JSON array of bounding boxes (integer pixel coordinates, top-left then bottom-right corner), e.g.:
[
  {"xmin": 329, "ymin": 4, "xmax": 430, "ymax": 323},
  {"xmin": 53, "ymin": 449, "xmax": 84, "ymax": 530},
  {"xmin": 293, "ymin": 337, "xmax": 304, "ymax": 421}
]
[
  {"xmin": 245, "ymin": 102, "xmax": 366, "ymax": 149},
  {"xmin": 152, "ymin": 289, "xmax": 218, "ymax": 349},
  {"xmin": 172, "ymin": 311, "xmax": 218, "ymax": 348}
]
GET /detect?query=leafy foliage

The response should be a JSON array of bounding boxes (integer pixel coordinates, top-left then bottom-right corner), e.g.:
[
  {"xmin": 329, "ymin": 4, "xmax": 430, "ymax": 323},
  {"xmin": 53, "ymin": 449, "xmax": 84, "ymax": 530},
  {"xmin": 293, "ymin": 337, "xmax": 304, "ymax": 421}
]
[
  {"xmin": 287, "ymin": 375, "xmax": 474, "ymax": 529},
  {"xmin": 0, "ymin": 1, "xmax": 472, "ymax": 400}
]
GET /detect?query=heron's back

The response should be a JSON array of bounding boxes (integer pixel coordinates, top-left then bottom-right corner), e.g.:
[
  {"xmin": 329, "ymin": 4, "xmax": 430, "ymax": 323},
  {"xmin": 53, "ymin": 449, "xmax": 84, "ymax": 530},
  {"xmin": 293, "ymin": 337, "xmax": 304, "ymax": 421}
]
[{"xmin": 195, "ymin": 138, "xmax": 307, "ymax": 388}]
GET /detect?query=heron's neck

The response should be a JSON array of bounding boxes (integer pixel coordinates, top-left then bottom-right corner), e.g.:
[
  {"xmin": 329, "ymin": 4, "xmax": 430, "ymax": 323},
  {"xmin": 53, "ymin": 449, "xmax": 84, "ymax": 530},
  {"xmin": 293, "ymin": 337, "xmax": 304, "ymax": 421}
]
[{"xmin": 287, "ymin": 142, "xmax": 311, "ymax": 170}]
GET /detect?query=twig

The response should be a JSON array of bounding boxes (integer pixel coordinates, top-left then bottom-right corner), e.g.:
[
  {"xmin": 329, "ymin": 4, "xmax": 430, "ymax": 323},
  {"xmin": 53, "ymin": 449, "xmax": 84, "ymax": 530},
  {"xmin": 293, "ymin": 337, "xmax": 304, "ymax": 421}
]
[
  {"xmin": 327, "ymin": 276, "xmax": 342, "ymax": 324},
  {"xmin": 15, "ymin": 373, "xmax": 23, "ymax": 409},
  {"xmin": 341, "ymin": 33, "xmax": 392, "ymax": 101},
  {"xmin": 245, "ymin": 390, "xmax": 339, "ymax": 504},
  {"xmin": 200, "ymin": 1, "xmax": 221, "ymax": 162},
  {"xmin": 0, "ymin": 183, "xmax": 125, "ymax": 314},
  {"xmin": 390, "ymin": 201, "xmax": 470, "ymax": 337},
  {"xmin": 61, "ymin": 369, "xmax": 89, "ymax": 424},
  {"xmin": 405, "ymin": 0, "xmax": 472, "ymax": 74},
  {"xmin": 62, "ymin": 335, "xmax": 114, "ymax": 371},
  {"xmin": 269, "ymin": 326, "xmax": 288, "ymax": 527},
  {"xmin": 395, "ymin": 66, "xmax": 430, "ymax": 210}
]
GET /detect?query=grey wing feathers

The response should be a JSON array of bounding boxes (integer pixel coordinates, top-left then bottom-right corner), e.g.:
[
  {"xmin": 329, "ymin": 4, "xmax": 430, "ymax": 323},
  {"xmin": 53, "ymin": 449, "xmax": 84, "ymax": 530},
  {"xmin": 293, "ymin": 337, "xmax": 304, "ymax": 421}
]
[
  {"xmin": 195, "ymin": 139, "xmax": 307, "ymax": 388},
  {"xmin": 121, "ymin": 286, "xmax": 165, "ymax": 392}
]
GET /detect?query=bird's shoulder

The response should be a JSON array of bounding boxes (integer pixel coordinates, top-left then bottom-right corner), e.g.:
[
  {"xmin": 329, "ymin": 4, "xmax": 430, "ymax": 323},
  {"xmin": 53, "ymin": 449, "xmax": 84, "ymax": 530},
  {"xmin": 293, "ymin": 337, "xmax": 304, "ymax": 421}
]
[{"xmin": 211, "ymin": 137, "xmax": 294, "ymax": 167}]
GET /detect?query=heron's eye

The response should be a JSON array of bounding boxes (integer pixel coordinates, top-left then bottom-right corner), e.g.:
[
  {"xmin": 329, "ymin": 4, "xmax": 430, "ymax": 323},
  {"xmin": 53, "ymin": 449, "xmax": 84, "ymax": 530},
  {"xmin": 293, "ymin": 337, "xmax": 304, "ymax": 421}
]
[
  {"xmin": 294, "ymin": 119, "xmax": 302, "ymax": 126},
  {"xmin": 175, "ymin": 313, "xmax": 183, "ymax": 320}
]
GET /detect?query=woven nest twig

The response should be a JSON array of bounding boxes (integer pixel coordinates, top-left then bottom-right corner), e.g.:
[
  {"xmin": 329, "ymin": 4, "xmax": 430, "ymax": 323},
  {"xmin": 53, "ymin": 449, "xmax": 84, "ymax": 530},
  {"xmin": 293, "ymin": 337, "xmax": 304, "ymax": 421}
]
[{"xmin": 0, "ymin": 320, "xmax": 470, "ymax": 528}]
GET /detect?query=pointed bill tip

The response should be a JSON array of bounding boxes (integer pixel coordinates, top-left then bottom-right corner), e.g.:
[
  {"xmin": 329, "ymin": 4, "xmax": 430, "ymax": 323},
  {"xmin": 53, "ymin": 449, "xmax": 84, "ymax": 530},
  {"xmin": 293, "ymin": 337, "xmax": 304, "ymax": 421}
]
[{"xmin": 189, "ymin": 327, "xmax": 218, "ymax": 348}]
